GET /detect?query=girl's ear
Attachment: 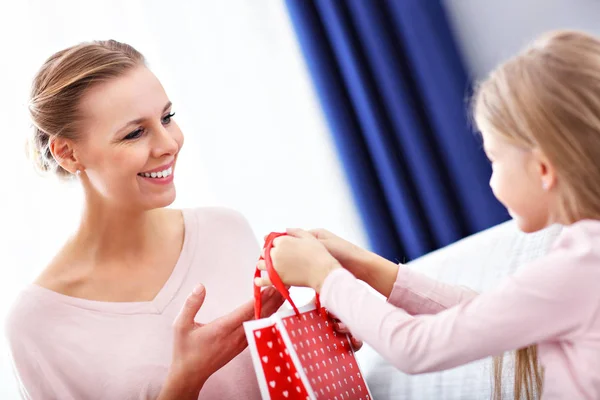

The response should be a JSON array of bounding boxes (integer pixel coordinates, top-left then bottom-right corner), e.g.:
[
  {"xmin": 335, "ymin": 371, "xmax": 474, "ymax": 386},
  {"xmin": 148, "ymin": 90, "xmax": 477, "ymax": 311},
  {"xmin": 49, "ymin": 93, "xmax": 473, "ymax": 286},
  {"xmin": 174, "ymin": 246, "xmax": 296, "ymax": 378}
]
[{"xmin": 532, "ymin": 148, "xmax": 556, "ymax": 191}]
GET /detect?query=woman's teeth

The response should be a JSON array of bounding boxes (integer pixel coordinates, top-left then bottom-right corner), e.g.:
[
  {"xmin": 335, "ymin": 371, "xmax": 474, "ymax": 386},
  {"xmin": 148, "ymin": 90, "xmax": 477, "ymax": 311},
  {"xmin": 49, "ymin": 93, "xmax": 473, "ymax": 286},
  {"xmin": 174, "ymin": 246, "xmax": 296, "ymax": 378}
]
[{"xmin": 138, "ymin": 167, "xmax": 173, "ymax": 179}]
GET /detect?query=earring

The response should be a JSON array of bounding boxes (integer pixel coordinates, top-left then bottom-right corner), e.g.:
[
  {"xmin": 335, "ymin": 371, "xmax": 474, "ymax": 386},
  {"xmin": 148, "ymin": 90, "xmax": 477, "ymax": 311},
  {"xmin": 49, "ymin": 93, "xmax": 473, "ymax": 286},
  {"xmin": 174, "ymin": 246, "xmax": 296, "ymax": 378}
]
[
  {"xmin": 542, "ymin": 181, "xmax": 549, "ymax": 190},
  {"xmin": 75, "ymin": 170, "xmax": 81, "ymax": 177}
]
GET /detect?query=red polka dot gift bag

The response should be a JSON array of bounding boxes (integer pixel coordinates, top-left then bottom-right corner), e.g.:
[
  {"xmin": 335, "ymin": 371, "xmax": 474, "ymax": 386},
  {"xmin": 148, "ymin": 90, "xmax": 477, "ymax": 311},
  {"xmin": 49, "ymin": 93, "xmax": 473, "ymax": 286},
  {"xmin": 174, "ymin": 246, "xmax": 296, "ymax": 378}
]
[{"xmin": 244, "ymin": 233, "xmax": 373, "ymax": 400}]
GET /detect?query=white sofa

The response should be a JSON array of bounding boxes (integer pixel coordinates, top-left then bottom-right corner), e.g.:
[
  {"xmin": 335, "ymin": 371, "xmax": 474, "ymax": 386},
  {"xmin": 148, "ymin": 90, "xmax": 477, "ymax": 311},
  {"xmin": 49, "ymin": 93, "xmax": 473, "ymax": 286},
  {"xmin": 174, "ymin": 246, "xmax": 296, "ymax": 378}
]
[{"xmin": 356, "ymin": 220, "xmax": 562, "ymax": 400}]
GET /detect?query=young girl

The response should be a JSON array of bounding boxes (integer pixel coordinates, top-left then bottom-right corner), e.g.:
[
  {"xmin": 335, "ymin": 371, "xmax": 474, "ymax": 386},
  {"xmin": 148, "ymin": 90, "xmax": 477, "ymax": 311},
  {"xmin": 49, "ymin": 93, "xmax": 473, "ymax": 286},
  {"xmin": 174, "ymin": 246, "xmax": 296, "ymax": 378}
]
[{"xmin": 256, "ymin": 30, "xmax": 600, "ymax": 399}]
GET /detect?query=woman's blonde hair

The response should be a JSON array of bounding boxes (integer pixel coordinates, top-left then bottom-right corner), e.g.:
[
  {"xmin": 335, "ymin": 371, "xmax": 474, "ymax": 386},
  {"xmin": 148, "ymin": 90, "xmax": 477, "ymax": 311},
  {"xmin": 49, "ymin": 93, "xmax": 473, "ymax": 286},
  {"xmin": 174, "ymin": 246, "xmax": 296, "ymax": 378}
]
[
  {"xmin": 472, "ymin": 30, "xmax": 600, "ymax": 399},
  {"xmin": 28, "ymin": 40, "xmax": 145, "ymax": 178}
]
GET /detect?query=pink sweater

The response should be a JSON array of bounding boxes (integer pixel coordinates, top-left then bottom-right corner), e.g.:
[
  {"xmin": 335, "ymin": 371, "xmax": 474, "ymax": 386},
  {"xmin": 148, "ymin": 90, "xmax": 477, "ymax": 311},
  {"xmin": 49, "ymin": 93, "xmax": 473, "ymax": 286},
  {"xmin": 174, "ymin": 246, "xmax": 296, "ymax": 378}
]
[
  {"xmin": 321, "ymin": 220, "xmax": 600, "ymax": 399},
  {"xmin": 5, "ymin": 208, "xmax": 262, "ymax": 400}
]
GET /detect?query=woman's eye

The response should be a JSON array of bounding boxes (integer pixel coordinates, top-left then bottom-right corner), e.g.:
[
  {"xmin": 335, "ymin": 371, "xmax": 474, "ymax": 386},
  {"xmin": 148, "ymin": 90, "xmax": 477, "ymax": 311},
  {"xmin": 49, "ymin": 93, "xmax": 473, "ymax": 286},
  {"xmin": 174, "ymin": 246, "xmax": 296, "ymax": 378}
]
[
  {"xmin": 162, "ymin": 112, "xmax": 176, "ymax": 125},
  {"xmin": 124, "ymin": 128, "xmax": 144, "ymax": 140}
]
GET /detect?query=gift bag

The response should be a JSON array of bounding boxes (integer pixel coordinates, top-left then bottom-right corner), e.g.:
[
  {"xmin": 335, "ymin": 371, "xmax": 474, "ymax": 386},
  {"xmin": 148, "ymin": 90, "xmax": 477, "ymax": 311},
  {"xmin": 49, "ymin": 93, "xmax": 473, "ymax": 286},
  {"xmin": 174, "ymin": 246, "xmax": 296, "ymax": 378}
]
[{"xmin": 244, "ymin": 233, "xmax": 372, "ymax": 400}]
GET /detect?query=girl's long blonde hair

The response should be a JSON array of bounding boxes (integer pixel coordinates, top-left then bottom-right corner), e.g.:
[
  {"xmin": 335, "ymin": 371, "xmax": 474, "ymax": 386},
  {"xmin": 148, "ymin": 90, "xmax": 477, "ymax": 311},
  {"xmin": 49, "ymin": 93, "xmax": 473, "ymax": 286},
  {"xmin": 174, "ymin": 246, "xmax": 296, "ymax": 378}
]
[{"xmin": 472, "ymin": 30, "xmax": 600, "ymax": 399}]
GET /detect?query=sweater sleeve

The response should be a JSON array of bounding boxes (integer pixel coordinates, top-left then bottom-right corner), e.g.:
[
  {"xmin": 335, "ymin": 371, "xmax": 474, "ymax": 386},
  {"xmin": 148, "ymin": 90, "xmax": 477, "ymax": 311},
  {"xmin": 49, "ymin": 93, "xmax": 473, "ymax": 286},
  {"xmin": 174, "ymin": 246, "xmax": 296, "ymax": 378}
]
[
  {"xmin": 321, "ymin": 230, "xmax": 597, "ymax": 374},
  {"xmin": 388, "ymin": 266, "xmax": 478, "ymax": 315},
  {"xmin": 5, "ymin": 299, "xmax": 58, "ymax": 400}
]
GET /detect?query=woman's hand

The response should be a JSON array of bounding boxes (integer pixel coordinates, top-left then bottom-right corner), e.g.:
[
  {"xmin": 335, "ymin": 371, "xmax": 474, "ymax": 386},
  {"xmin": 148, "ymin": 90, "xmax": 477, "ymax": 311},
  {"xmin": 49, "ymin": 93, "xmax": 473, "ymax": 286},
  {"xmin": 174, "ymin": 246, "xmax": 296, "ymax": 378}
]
[
  {"xmin": 158, "ymin": 285, "xmax": 284, "ymax": 400},
  {"xmin": 254, "ymin": 229, "xmax": 342, "ymax": 292}
]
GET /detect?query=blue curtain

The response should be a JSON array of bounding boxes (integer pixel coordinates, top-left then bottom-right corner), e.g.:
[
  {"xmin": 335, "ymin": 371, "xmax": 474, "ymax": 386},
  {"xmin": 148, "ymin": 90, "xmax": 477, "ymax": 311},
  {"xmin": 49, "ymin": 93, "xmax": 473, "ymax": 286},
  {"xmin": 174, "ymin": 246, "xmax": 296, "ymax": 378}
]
[{"xmin": 284, "ymin": 0, "xmax": 509, "ymax": 261}]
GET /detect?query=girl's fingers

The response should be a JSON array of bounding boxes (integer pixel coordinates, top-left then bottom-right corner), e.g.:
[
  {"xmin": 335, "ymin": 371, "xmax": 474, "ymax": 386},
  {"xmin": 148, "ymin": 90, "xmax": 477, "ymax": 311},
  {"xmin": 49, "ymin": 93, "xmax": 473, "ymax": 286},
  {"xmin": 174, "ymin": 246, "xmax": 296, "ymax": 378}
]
[
  {"xmin": 254, "ymin": 276, "xmax": 273, "ymax": 287},
  {"xmin": 327, "ymin": 310, "xmax": 340, "ymax": 320},
  {"xmin": 333, "ymin": 321, "xmax": 350, "ymax": 334},
  {"xmin": 350, "ymin": 336, "xmax": 363, "ymax": 352}
]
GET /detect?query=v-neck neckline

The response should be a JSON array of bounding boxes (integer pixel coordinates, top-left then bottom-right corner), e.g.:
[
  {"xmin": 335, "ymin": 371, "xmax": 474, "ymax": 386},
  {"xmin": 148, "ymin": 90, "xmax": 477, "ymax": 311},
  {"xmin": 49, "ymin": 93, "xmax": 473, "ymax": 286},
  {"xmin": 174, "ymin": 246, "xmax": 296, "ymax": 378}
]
[{"xmin": 26, "ymin": 208, "xmax": 197, "ymax": 315}]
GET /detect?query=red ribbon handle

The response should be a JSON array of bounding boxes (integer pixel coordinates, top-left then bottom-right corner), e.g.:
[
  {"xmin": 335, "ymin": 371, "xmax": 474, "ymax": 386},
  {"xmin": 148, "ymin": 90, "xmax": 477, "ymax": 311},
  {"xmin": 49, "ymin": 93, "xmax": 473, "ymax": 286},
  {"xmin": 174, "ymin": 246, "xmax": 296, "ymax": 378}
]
[{"xmin": 254, "ymin": 232, "xmax": 322, "ymax": 319}]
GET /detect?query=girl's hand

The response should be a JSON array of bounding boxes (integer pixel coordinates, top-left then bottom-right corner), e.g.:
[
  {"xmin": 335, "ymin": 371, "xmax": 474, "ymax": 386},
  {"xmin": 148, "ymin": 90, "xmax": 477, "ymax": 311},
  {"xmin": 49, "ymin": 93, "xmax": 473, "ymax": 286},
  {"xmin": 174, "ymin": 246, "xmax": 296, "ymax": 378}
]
[
  {"xmin": 254, "ymin": 228, "xmax": 342, "ymax": 292},
  {"xmin": 307, "ymin": 229, "xmax": 371, "ymax": 280},
  {"xmin": 309, "ymin": 229, "xmax": 402, "ymax": 298},
  {"xmin": 159, "ymin": 285, "xmax": 284, "ymax": 400},
  {"xmin": 329, "ymin": 310, "xmax": 363, "ymax": 352},
  {"xmin": 334, "ymin": 322, "xmax": 363, "ymax": 352}
]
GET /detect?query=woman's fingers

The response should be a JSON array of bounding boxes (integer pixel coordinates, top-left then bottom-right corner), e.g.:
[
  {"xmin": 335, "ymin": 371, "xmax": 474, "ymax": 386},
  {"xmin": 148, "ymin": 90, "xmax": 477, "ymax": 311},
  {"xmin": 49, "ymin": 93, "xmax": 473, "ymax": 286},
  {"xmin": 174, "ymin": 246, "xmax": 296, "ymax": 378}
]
[
  {"xmin": 173, "ymin": 284, "xmax": 206, "ymax": 333},
  {"xmin": 210, "ymin": 297, "xmax": 255, "ymax": 335},
  {"xmin": 260, "ymin": 287, "xmax": 285, "ymax": 317}
]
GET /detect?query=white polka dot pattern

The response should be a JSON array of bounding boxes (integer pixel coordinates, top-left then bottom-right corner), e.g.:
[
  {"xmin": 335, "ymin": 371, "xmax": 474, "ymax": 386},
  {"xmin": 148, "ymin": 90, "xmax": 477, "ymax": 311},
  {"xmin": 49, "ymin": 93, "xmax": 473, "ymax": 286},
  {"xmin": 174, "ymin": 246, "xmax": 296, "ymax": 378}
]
[{"xmin": 247, "ymin": 305, "xmax": 372, "ymax": 399}]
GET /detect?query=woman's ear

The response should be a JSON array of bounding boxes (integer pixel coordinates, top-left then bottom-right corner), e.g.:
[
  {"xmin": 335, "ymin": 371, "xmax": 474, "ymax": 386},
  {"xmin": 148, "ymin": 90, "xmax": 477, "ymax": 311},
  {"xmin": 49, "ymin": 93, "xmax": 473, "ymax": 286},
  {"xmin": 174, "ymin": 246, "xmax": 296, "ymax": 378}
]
[
  {"xmin": 49, "ymin": 137, "xmax": 82, "ymax": 174},
  {"xmin": 532, "ymin": 148, "xmax": 556, "ymax": 191}
]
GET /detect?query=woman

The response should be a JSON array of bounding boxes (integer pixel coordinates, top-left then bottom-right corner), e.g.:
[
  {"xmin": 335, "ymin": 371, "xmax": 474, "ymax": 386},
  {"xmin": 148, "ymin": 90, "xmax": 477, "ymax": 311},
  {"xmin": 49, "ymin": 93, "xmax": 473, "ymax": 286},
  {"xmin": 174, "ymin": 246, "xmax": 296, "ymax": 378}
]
[{"xmin": 5, "ymin": 39, "xmax": 284, "ymax": 399}]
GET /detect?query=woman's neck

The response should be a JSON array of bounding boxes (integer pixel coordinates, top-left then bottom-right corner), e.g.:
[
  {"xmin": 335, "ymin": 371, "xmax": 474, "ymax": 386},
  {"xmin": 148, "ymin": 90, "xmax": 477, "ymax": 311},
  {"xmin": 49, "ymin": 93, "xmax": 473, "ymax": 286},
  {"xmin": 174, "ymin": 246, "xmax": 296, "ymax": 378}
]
[
  {"xmin": 72, "ymin": 197, "xmax": 173, "ymax": 269},
  {"xmin": 34, "ymin": 194, "xmax": 185, "ymax": 299}
]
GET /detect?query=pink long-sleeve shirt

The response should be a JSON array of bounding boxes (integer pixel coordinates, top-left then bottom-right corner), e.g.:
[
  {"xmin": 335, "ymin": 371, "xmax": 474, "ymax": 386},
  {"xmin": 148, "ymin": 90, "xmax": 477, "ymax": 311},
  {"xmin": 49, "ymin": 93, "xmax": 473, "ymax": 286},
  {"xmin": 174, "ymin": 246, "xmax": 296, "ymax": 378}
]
[
  {"xmin": 321, "ymin": 220, "xmax": 600, "ymax": 399},
  {"xmin": 5, "ymin": 208, "xmax": 262, "ymax": 400}
]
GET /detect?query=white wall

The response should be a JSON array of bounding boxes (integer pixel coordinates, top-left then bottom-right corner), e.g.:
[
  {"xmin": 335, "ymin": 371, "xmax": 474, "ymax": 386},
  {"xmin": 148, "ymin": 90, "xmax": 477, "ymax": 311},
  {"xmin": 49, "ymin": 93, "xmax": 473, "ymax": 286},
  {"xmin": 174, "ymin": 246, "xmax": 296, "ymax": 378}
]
[{"xmin": 443, "ymin": 0, "xmax": 600, "ymax": 79}]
